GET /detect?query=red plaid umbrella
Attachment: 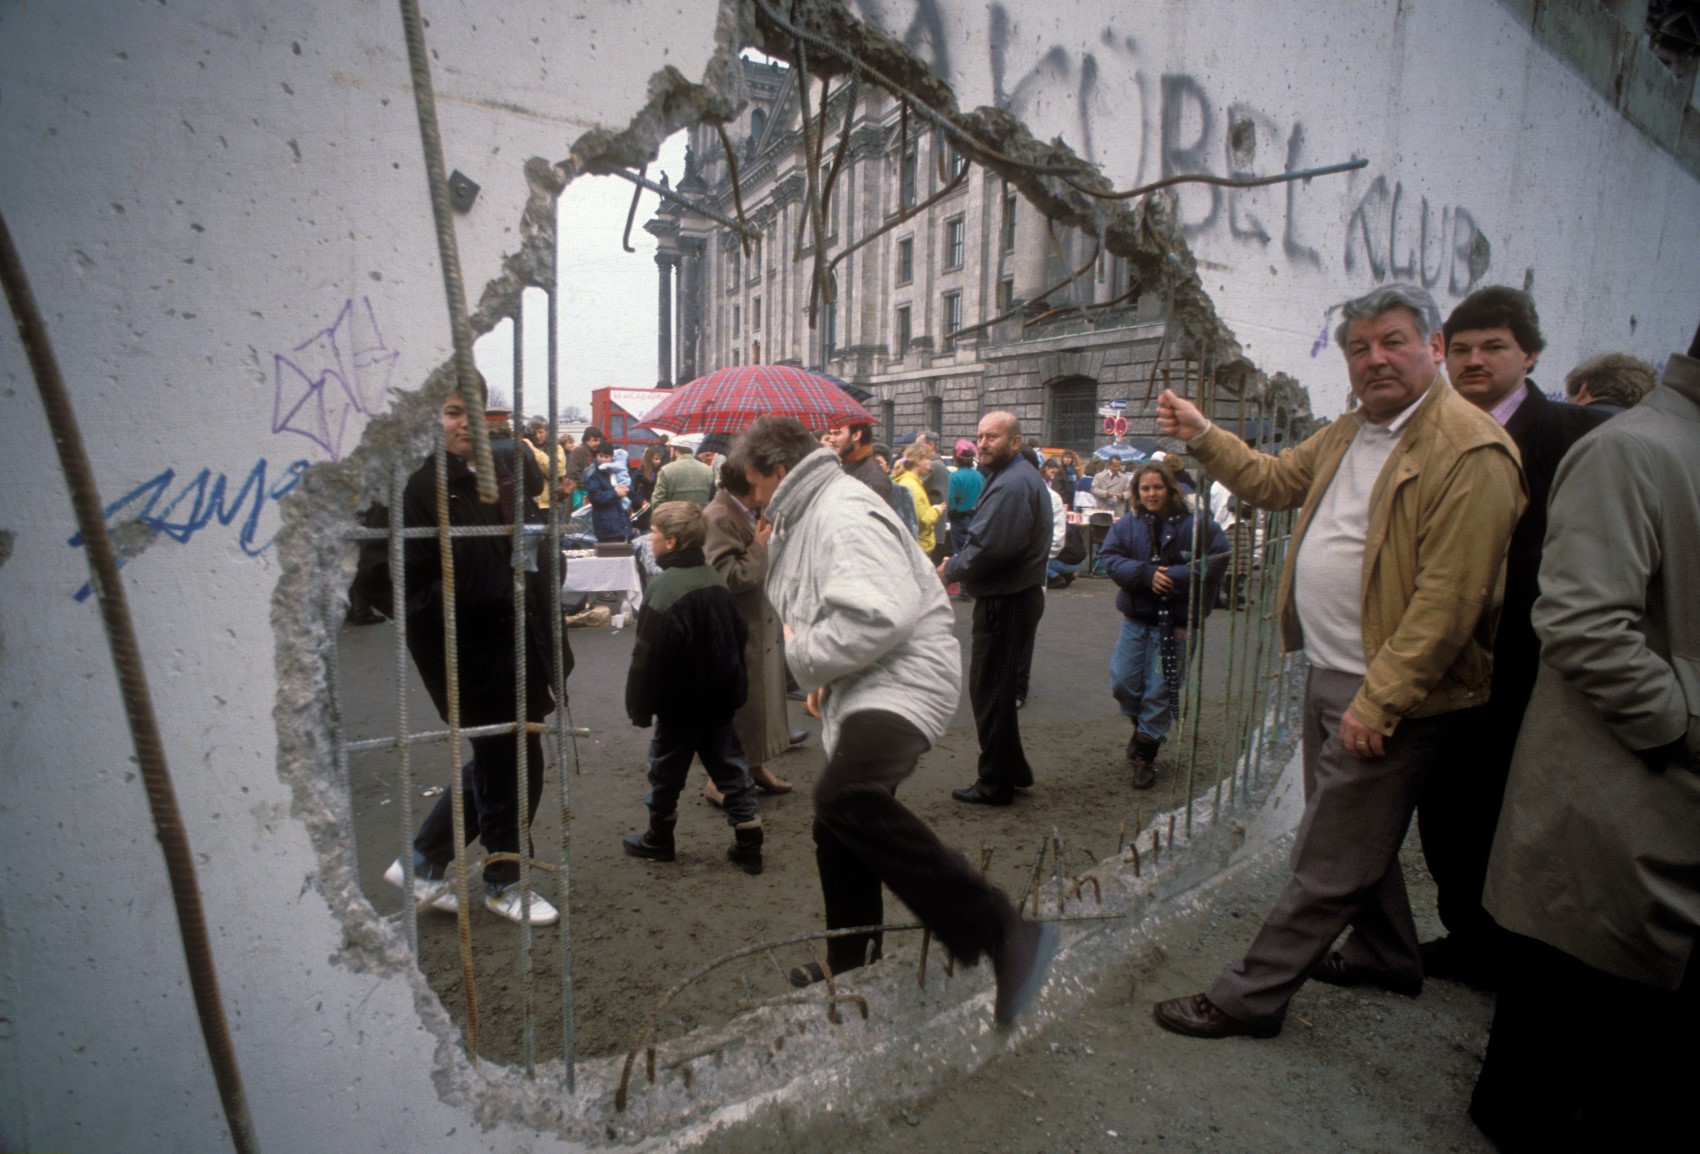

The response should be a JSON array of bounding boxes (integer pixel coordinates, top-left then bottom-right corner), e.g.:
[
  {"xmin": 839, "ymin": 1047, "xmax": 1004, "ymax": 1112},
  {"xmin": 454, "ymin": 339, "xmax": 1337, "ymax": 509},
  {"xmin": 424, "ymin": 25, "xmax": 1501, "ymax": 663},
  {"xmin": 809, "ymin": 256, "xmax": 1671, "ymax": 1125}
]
[{"xmin": 639, "ymin": 364, "xmax": 874, "ymax": 435}]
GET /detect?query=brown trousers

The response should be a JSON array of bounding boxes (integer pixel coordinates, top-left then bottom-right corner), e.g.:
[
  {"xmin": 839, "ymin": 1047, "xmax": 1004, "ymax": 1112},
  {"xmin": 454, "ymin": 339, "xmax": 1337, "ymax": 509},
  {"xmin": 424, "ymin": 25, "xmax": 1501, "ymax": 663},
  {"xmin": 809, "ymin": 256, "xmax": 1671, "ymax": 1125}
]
[{"xmin": 1208, "ymin": 667, "xmax": 1455, "ymax": 1025}]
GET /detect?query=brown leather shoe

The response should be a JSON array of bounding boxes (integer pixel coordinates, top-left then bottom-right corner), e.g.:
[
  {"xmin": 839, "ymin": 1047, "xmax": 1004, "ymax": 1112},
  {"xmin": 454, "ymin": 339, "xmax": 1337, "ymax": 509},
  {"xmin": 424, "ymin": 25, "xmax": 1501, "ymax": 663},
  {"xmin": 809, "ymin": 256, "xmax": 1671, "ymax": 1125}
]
[
  {"xmin": 1152, "ymin": 993, "xmax": 1280, "ymax": 1039},
  {"xmin": 1309, "ymin": 951, "xmax": 1422, "ymax": 997},
  {"xmin": 751, "ymin": 765, "xmax": 794, "ymax": 795}
]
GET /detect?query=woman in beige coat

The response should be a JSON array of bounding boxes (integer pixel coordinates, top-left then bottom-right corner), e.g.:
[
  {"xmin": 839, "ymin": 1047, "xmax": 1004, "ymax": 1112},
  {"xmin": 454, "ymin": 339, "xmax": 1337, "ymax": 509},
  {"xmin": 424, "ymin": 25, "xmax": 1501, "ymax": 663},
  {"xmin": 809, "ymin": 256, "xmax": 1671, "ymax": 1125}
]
[{"xmin": 701, "ymin": 460, "xmax": 794, "ymax": 801}]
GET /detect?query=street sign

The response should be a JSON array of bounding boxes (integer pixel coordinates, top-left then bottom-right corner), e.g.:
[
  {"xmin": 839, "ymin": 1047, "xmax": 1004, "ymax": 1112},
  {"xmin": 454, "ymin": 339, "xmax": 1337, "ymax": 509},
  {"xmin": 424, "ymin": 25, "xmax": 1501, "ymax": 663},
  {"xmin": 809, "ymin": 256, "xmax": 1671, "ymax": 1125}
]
[{"xmin": 1103, "ymin": 415, "xmax": 1128, "ymax": 436}]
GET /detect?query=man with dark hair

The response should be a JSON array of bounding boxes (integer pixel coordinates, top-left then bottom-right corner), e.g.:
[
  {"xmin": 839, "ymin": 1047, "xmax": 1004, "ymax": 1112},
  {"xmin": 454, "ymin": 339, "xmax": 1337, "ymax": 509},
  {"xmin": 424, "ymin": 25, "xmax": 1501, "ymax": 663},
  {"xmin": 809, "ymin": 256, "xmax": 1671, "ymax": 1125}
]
[
  {"xmin": 384, "ymin": 386, "xmax": 566, "ymax": 925},
  {"xmin": 567, "ymin": 425, "xmax": 605, "ymax": 482},
  {"xmin": 1564, "ymin": 352, "xmax": 1658, "ymax": 415},
  {"xmin": 830, "ymin": 420, "xmax": 893, "ymax": 501},
  {"xmin": 1416, "ymin": 286, "xmax": 1605, "ymax": 986},
  {"xmin": 739, "ymin": 416, "xmax": 1058, "ymax": 1028},
  {"xmin": 939, "ymin": 411, "xmax": 1053, "ymax": 806},
  {"xmin": 1439, "ymin": 284, "xmax": 1546, "ymax": 362},
  {"xmin": 1149, "ymin": 283, "xmax": 1525, "ymax": 1039}
]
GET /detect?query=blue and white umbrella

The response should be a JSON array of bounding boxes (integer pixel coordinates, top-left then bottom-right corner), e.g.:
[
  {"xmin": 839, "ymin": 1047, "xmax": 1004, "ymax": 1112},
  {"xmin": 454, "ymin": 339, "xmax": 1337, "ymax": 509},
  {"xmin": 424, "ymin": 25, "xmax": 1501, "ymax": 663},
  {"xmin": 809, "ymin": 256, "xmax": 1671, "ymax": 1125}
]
[{"xmin": 1094, "ymin": 437, "xmax": 1159, "ymax": 461}]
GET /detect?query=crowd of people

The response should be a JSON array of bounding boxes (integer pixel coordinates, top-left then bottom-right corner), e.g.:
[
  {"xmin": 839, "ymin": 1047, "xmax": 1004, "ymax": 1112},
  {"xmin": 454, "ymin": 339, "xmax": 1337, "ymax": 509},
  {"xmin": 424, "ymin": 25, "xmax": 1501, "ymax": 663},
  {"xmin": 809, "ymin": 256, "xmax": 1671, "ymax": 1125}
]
[{"xmin": 361, "ymin": 278, "xmax": 1697, "ymax": 1114}]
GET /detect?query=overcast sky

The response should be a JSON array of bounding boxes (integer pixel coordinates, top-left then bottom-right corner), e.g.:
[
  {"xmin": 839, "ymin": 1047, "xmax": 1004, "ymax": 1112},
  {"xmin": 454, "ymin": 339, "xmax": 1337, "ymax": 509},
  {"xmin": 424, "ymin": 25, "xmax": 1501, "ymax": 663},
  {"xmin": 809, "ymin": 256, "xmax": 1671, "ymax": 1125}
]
[{"xmin": 475, "ymin": 131, "xmax": 689, "ymax": 418}]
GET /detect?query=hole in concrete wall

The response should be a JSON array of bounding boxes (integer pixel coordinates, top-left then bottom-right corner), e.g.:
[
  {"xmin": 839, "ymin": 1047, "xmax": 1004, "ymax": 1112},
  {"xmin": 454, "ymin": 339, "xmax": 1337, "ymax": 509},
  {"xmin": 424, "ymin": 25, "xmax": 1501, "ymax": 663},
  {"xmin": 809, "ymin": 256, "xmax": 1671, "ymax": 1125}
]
[{"xmin": 277, "ymin": 0, "xmax": 1318, "ymax": 1134}]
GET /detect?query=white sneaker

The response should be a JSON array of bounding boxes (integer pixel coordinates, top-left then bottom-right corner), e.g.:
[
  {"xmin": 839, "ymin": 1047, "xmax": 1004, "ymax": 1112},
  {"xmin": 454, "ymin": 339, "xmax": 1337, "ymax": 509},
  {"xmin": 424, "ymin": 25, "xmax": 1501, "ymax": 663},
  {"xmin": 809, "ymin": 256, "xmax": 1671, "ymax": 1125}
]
[
  {"xmin": 383, "ymin": 857, "xmax": 459, "ymax": 914},
  {"xmin": 483, "ymin": 882, "xmax": 559, "ymax": 926}
]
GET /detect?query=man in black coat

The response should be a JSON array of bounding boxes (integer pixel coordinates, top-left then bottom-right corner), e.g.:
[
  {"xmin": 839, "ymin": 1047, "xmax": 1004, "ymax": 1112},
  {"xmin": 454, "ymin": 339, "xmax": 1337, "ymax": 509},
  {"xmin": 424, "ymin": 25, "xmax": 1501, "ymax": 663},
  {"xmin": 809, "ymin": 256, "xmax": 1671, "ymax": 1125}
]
[
  {"xmin": 1413, "ymin": 287, "xmax": 1606, "ymax": 985},
  {"xmin": 938, "ymin": 412, "xmax": 1052, "ymax": 805},
  {"xmin": 385, "ymin": 388, "xmax": 569, "ymax": 925}
]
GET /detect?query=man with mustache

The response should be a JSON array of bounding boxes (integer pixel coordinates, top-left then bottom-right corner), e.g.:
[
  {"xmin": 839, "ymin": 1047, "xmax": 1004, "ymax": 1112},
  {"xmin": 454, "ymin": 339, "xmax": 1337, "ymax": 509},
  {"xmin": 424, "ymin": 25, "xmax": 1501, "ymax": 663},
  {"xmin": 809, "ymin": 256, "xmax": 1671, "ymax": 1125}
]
[
  {"xmin": 1414, "ymin": 287, "xmax": 1605, "ymax": 988},
  {"xmin": 1148, "ymin": 284, "xmax": 1525, "ymax": 1039}
]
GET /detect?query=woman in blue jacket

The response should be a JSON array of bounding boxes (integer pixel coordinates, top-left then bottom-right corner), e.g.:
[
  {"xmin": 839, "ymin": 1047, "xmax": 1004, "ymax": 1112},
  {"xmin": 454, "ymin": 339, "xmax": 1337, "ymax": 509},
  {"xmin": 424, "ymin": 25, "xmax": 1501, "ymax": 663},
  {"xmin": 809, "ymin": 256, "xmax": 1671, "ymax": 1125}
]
[
  {"xmin": 1099, "ymin": 460, "xmax": 1229, "ymax": 789},
  {"xmin": 583, "ymin": 444, "xmax": 631, "ymax": 542}
]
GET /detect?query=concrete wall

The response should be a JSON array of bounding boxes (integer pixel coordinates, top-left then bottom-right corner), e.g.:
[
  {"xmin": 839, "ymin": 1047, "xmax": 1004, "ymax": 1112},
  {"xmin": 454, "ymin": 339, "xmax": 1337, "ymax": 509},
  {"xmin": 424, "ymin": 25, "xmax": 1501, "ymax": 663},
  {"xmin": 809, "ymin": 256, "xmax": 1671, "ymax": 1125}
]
[
  {"xmin": 0, "ymin": 1, "xmax": 1694, "ymax": 1151},
  {"xmin": 875, "ymin": 0, "xmax": 1700, "ymax": 412}
]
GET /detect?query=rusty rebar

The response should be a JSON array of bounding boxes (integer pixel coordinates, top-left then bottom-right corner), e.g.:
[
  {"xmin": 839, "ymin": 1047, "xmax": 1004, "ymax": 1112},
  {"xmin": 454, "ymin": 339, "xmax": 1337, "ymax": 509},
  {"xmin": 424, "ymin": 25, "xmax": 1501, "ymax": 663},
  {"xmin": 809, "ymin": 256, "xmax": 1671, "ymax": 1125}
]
[
  {"xmin": 399, "ymin": 0, "xmax": 494, "ymax": 502},
  {"xmin": 616, "ymin": 911, "xmax": 1118, "ymax": 1110},
  {"xmin": 711, "ymin": 125, "xmax": 753, "ymax": 257},
  {"xmin": 1, "ymin": 210, "xmax": 261, "ymax": 1154},
  {"xmin": 620, "ymin": 162, "xmax": 647, "ymax": 254}
]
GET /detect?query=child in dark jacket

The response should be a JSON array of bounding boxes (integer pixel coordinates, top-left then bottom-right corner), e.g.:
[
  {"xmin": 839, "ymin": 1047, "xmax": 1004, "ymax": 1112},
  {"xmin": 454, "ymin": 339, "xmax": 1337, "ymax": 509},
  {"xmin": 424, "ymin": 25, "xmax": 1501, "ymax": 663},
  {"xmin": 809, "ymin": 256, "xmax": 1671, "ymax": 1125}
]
[{"xmin": 621, "ymin": 501, "xmax": 765, "ymax": 873}]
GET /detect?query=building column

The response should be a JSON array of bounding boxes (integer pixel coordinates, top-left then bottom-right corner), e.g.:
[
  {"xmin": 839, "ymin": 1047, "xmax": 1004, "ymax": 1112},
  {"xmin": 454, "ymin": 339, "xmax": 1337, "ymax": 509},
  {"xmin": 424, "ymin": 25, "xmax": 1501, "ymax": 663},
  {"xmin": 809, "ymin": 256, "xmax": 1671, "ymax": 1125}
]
[
  {"xmin": 679, "ymin": 237, "xmax": 705, "ymax": 384},
  {"xmin": 655, "ymin": 254, "xmax": 675, "ymax": 388}
]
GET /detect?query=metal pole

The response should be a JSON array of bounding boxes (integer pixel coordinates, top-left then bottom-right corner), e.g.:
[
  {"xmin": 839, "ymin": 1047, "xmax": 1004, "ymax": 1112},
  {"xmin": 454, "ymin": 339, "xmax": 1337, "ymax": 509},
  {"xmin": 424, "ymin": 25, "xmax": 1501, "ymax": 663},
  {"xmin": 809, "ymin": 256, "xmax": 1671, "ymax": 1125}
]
[
  {"xmin": 511, "ymin": 297, "xmax": 537, "ymax": 1076},
  {"xmin": 548, "ymin": 210, "xmax": 579, "ymax": 1091}
]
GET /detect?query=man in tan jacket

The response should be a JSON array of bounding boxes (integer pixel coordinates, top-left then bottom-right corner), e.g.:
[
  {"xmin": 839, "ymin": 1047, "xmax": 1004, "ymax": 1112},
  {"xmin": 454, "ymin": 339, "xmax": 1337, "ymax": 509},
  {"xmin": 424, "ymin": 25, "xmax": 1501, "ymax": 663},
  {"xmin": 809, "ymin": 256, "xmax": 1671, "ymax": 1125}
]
[{"xmin": 1149, "ymin": 283, "xmax": 1525, "ymax": 1039}]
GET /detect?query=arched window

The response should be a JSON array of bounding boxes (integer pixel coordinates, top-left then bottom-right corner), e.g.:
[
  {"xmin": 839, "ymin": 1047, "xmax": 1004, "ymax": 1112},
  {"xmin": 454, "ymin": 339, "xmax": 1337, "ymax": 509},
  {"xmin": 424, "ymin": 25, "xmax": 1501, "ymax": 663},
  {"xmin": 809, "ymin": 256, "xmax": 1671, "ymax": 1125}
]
[{"xmin": 1047, "ymin": 376, "xmax": 1099, "ymax": 454}]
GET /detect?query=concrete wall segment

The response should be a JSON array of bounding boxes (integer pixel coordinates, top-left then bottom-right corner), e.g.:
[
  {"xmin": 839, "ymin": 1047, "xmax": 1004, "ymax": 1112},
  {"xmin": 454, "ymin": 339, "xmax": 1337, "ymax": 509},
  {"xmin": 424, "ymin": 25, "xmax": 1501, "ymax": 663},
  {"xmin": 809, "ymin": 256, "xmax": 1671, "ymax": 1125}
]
[
  {"xmin": 0, "ymin": 1, "xmax": 714, "ymax": 1150},
  {"xmin": 1, "ymin": 0, "xmax": 1696, "ymax": 1148},
  {"xmin": 844, "ymin": 0, "xmax": 1698, "ymax": 395}
]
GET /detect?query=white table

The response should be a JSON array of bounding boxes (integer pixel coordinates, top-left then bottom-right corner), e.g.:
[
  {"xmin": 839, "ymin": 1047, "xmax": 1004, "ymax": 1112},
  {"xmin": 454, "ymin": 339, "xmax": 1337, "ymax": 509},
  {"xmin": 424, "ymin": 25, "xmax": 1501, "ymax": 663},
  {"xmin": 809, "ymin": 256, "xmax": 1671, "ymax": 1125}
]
[{"xmin": 560, "ymin": 552, "xmax": 643, "ymax": 617}]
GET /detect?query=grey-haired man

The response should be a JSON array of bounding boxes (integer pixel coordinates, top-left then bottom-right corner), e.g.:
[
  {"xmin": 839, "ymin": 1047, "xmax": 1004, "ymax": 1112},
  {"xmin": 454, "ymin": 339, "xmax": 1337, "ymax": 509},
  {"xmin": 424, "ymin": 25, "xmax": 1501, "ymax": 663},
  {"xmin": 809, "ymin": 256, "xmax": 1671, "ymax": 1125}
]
[{"xmin": 1148, "ymin": 283, "xmax": 1525, "ymax": 1039}]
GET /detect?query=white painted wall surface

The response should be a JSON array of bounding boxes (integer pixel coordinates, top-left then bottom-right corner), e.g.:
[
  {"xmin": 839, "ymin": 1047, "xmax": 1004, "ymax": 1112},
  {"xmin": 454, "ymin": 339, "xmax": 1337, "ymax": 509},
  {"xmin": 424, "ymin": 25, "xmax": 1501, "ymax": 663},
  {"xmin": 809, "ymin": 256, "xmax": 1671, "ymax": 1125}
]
[
  {"xmin": 0, "ymin": 2, "xmax": 715, "ymax": 1150},
  {"xmin": 0, "ymin": 1, "xmax": 1694, "ymax": 1151}
]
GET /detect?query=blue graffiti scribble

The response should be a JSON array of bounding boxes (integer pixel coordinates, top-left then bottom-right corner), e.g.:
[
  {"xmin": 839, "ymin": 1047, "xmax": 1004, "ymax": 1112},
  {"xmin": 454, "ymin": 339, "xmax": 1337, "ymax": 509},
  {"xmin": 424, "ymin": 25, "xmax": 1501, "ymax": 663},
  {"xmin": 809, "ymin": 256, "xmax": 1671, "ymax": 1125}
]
[
  {"xmin": 66, "ymin": 458, "xmax": 310, "ymax": 601},
  {"xmin": 272, "ymin": 297, "xmax": 398, "ymax": 460}
]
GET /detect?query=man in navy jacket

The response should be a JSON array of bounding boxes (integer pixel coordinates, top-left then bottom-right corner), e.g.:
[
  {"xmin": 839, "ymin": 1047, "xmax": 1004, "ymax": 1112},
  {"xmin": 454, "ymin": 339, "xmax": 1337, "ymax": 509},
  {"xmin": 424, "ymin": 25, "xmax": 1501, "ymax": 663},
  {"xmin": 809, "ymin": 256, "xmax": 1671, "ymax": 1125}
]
[{"xmin": 939, "ymin": 412, "xmax": 1053, "ymax": 805}]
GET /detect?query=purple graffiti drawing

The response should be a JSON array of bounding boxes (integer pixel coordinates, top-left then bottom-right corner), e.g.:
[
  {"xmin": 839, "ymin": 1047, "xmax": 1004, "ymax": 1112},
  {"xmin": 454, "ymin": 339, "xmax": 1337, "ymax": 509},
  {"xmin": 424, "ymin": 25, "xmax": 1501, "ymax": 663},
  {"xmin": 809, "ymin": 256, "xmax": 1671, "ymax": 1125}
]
[
  {"xmin": 271, "ymin": 297, "xmax": 399, "ymax": 460},
  {"xmin": 1310, "ymin": 305, "xmax": 1340, "ymax": 358}
]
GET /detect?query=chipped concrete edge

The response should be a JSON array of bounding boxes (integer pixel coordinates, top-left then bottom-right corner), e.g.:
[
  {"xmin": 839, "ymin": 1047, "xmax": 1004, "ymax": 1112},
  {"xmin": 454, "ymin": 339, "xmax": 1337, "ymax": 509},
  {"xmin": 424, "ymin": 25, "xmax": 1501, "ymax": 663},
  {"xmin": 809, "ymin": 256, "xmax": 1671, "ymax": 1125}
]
[
  {"xmin": 266, "ymin": 0, "xmax": 1313, "ymax": 1142},
  {"xmin": 595, "ymin": 686, "xmax": 1307, "ymax": 1150}
]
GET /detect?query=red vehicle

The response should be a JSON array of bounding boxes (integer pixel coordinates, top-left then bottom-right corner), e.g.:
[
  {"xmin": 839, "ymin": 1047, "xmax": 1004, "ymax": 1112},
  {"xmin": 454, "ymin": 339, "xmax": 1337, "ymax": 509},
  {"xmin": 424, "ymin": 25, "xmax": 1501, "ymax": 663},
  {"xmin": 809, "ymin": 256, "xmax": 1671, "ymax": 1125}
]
[{"xmin": 591, "ymin": 387, "xmax": 670, "ymax": 456}]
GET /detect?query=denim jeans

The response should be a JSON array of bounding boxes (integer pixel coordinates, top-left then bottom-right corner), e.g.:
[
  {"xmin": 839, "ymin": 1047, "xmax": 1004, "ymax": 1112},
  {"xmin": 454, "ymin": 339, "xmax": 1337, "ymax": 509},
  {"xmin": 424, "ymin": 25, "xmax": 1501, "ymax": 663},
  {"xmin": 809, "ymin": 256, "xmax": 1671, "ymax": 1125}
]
[
  {"xmin": 645, "ymin": 714, "xmax": 756, "ymax": 825},
  {"xmin": 1108, "ymin": 618, "xmax": 1182, "ymax": 743},
  {"xmin": 949, "ymin": 520, "xmax": 973, "ymax": 554}
]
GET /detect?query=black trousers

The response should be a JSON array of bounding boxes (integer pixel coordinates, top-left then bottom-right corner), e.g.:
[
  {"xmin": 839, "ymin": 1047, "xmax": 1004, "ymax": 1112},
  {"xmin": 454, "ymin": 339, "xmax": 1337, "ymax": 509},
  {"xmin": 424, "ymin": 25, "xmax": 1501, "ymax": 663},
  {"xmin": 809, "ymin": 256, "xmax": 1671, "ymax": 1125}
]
[
  {"xmin": 812, "ymin": 710, "xmax": 1017, "ymax": 973},
  {"xmin": 969, "ymin": 585, "xmax": 1044, "ymax": 788},
  {"xmin": 413, "ymin": 731, "xmax": 545, "ymax": 888},
  {"xmin": 1416, "ymin": 696, "xmax": 1527, "ymax": 961},
  {"xmin": 1471, "ymin": 934, "xmax": 1697, "ymax": 1151}
]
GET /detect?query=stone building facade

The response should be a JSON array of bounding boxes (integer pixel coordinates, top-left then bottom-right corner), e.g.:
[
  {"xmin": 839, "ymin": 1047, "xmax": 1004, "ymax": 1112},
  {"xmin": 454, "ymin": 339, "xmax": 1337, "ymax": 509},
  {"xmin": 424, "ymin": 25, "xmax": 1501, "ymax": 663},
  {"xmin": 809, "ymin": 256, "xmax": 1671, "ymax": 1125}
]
[{"xmin": 646, "ymin": 56, "xmax": 1183, "ymax": 454}]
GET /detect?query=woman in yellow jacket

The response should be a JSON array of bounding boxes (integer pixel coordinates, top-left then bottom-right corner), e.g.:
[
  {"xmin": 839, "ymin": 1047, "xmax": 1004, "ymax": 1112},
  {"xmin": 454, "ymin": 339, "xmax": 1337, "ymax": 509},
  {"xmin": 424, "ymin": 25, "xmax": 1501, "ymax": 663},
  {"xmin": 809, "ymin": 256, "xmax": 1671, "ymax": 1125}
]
[{"xmin": 892, "ymin": 444, "xmax": 942, "ymax": 555}]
